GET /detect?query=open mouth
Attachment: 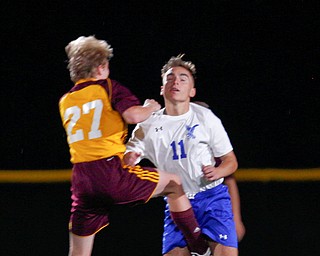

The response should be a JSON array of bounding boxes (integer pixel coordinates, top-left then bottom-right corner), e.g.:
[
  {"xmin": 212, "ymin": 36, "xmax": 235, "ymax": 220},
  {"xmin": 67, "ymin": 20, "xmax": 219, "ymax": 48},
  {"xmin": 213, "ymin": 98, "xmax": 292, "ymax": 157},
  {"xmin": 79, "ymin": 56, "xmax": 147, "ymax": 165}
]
[{"xmin": 170, "ymin": 87, "xmax": 180, "ymax": 92}]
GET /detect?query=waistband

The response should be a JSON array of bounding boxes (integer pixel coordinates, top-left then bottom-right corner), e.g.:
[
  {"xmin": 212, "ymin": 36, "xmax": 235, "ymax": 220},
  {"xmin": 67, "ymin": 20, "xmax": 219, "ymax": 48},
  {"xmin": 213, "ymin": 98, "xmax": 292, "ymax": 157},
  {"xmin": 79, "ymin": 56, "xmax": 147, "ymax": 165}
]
[{"xmin": 186, "ymin": 177, "xmax": 224, "ymax": 199}]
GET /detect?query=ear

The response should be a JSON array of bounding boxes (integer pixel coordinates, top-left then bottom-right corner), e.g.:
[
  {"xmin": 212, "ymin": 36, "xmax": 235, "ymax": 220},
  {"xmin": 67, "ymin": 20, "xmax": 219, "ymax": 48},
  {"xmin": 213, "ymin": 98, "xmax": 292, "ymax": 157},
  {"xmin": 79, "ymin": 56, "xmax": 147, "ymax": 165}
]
[
  {"xmin": 190, "ymin": 87, "xmax": 196, "ymax": 98},
  {"xmin": 97, "ymin": 65, "xmax": 103, "ymax": 75},
  {"xmin": 160, "ymin": 86, "xmax": 164, "ymax": 95}
]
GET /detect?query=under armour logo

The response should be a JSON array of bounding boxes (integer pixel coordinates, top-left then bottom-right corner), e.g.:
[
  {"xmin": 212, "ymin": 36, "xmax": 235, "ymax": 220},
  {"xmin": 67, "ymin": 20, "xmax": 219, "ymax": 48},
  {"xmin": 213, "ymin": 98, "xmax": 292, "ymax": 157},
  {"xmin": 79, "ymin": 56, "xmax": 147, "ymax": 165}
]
[
  {"xmin": 186, "ymin": 124, "xmax": 199, "ymax": 139},
  {"xmin": 155, "ymin": 126, "xmax": 163, "ymax": 132},
  {"xmin": 219, "ymin": 234, "xmax": 228, "ymax": 240}
]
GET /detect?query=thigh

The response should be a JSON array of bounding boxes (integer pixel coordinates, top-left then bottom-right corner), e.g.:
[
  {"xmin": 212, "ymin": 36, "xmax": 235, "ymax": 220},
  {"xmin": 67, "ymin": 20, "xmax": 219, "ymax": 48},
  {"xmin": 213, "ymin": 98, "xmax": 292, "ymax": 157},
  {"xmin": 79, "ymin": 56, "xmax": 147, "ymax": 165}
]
[
  {"xmin": 121, "ymin": 164, "xmax": 159, "ymax": 204},
  {"xmin": 71, "ymin": 158, "xmax": 158, "ymax": 236},
  {"xmin": 69, "ymin": 232, "xmax": 95, "ymax": 256},
  {"xmin": 164, "ymin": 247, "xmax": 190, "ymax": 256},
  {"xmin": 209, "ymin": 241, "xmax": 238, "ymax": 256},
  {"xmin": 194, "ymin": 185, "xmax": 238, "ymax": 248},
  {"xmin": 73, "ymin": 158, "xmax": 159, "ymax": 205},
  {"xmin": 153, "ymin": 169, "xmax": 181, "ymax": 196}
]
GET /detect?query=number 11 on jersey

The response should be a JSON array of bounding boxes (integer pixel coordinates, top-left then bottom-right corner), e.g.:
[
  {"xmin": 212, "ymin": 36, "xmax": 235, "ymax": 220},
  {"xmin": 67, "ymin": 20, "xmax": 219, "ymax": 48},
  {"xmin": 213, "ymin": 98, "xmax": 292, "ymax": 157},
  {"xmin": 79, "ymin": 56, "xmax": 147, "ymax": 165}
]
[{"xmin": 170, "ymin": 140, "xmax": 187, "ymax": 160}]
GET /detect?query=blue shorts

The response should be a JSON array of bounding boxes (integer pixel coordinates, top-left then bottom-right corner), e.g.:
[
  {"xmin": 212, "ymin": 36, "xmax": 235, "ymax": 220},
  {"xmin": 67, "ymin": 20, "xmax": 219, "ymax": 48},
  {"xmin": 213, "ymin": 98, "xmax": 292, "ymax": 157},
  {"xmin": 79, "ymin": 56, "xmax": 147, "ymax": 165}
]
[{"xmin": 162, "ymin": 184, "xmax": 238, "ymax": 254}]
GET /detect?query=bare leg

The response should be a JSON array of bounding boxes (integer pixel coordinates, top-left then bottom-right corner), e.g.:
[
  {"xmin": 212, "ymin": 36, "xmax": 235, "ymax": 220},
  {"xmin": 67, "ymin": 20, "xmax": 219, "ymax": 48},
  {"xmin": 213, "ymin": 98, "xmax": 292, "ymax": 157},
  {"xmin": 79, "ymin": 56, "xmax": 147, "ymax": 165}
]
[
  {"xmin": 164, "ymin": 246, "xmax": 190, "ymax": 256},
  {"xmin": 69, "ymin": 232, "xmax": 95, "ymax": 256},
  {"xmin": 153, "ymin": 170, "xmax": 208, "ymax": 255},
  {"xmin": 152, "ymin": 170, "xmax": 191, "ymax": 211},
  {"xmin": 209, "ymin": 241, "xmax": 238, "ymax": 256}
]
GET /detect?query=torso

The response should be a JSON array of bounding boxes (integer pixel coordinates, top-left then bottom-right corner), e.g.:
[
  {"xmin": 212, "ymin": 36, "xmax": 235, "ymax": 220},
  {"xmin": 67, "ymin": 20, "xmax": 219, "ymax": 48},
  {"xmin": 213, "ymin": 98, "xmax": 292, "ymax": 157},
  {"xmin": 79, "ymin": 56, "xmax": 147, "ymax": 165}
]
[
  {"xmin": 59, "ymin": 78, "xmax": 139, "ymax": 163},
  {"xmin": 134, "ymin": 103, "xmax": 233, "ymax": 196}
]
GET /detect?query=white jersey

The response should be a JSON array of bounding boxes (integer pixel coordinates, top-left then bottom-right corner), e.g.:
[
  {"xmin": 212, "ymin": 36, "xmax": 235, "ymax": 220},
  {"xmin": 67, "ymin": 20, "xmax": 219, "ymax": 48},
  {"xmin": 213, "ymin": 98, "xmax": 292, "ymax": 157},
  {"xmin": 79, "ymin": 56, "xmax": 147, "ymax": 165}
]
[{"xmin": 126, "ymin": 102, "xmax": 233, "ymax": 198}]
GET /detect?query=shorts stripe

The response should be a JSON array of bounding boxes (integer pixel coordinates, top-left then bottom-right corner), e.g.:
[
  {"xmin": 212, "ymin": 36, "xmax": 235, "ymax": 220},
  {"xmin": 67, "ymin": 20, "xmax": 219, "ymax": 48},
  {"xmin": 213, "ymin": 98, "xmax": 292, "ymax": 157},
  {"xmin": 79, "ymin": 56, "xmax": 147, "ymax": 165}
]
[{"xmin": 124, "ymin": 165, "xmax": 160, "ymax": 183}]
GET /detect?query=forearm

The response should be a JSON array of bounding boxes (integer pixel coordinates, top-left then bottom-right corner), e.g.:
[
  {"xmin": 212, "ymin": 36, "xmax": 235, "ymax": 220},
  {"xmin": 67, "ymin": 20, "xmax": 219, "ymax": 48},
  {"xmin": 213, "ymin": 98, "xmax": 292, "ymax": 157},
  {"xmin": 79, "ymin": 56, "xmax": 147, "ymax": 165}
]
[
  {"xmin": 215, "ymin": 151, "xmax": 238, "ymax": 179},
  {"xmin": 216, "ymin": 152, "xmax": 238, "ymax": 179},
  {"xmin": 202, "ymin": 152, "xmax": 237, "ymax": 181},
  {"xmin": 122, "ymin": 99, "xmax": 160, "ymax": 124},
  {"xmin": 123, "ymin": 151, "xmax": 141, "ymax": 166}
]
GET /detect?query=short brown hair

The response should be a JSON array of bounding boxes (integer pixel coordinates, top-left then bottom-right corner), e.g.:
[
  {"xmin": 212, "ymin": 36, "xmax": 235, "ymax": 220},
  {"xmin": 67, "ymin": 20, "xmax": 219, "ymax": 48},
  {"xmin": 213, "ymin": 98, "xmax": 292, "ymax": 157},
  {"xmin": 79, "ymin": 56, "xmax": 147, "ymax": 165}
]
[
  {"xmin": 161, "ymin": 54, "xmax": 196, "ymax": 78},
  {"xmin": 65, "ymin": 35, "xmax": 113, "ymax": 82}
]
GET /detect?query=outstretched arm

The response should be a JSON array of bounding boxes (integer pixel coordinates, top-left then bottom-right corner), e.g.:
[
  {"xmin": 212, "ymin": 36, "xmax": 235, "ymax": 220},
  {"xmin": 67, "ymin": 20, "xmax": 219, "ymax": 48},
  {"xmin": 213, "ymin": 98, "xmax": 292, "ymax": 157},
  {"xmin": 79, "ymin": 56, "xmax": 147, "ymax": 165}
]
[
  {"xmin": 122, "ymin": 99, "xmax": 160, "ymax": 124},
  {"xmin": 123, "ymin": 152, "xmax": 141, "ymax": 166}
]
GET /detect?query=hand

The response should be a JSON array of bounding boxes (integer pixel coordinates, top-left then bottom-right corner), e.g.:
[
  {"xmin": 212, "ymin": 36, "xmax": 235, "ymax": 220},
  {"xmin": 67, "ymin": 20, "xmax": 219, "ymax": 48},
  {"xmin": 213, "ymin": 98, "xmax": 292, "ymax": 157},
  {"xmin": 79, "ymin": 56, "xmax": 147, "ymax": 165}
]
[
  {"xmin": 202, "ymin": 165, "xmax": 220, "ymax": 181},
  {"xmin": 123, "ymin": 152, "xmax": 141, "ymax": 166},
  {"xmin": 143, "ymin": 99, "xmax": 161, "ymax": 112}
]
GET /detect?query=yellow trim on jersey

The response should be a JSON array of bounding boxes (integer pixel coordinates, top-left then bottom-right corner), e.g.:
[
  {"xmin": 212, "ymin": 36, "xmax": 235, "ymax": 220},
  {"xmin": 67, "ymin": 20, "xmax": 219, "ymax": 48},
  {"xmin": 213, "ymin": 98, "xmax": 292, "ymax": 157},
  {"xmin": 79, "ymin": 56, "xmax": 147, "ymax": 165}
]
[
  {"xmin": 124, "ymin": 165, "xmax": 160, "ymax": 183},
  {"xmin": 69, "ymin": 221, "xmax": 110, "ymax": 236}
]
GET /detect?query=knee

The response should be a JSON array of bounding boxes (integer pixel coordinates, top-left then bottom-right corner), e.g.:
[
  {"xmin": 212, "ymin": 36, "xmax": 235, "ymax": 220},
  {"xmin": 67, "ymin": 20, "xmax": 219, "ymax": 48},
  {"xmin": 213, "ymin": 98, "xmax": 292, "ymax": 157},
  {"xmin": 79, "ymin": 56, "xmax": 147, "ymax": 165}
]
[
  {"xmin": 166, "ymin": 175, "xmax": 184, "ymax": 195},
  {"xmin": 170, "ymin": 173, "xmax": 182, "ymax": 186},
  {"xmin": 156, "ymin": 171, "xmax": 185, "ymax": 196}
]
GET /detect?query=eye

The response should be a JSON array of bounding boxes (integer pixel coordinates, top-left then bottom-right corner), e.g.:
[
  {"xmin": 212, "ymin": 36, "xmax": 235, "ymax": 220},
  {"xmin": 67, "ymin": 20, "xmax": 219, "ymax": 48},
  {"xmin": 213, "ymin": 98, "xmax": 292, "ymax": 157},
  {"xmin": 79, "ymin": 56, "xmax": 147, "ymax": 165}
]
[{"xmin": 167, "ymin": 76, "xmax": 174, "ymax": 82}]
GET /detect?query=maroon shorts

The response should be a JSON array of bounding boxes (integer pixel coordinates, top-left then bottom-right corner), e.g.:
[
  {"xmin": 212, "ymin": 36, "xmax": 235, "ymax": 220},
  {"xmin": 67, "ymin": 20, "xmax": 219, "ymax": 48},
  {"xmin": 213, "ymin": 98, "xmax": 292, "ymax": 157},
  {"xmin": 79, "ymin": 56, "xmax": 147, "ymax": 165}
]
[{"xmin": 69, "ymin": 156, "xmax": 159, "ymax": 236}]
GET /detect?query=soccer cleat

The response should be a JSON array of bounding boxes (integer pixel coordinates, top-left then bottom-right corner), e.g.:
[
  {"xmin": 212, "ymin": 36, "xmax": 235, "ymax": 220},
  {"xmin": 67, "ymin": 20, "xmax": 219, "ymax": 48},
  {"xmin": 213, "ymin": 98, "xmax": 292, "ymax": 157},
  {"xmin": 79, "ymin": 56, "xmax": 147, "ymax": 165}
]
[{"xmin": 191, "ymin": 247, "xmax": 211, "ymax": 256}]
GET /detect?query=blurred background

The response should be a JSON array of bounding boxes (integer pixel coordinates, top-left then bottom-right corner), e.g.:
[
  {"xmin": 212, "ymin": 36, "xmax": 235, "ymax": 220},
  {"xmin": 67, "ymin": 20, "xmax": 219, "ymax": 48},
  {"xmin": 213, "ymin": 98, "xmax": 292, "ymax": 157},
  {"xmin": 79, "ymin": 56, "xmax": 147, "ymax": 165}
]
[{"xmin": 1, "ymin": 0, "xmax": 319, "ymax": 255}]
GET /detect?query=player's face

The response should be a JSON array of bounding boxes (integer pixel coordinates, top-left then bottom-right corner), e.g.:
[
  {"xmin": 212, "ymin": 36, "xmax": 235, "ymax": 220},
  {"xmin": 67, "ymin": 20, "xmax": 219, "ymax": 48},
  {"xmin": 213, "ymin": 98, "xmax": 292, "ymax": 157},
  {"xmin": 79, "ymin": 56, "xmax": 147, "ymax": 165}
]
[{"xmin": 161, "ymin": 66, "xmax": 195, "ymax": 103}]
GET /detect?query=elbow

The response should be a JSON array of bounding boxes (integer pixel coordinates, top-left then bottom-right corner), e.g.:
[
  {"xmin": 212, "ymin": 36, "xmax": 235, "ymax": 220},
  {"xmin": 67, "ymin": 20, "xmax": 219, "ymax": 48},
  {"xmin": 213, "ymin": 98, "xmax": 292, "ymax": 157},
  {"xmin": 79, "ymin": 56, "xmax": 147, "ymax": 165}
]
[
  {"xmin": 122, "ymin": 106, "xmax": 152, "ymax": 124},
  {"xmin": 231, "ymin": 152, "xmax": 238, "ymax": 173},
  {"xmin": 223, "ymin": 151, "xmax": 238, "ymax": 174},
  {"xmin": 123, "ymin": 115, "xmax": 140, "ymax": 124},
  {"xmin": 231, "ymin": 154, "xmax": 238, "ymax": 173},
  {"xmin": 233, "ymin": 160, "xmax": 238, "ymax": 173},
  {"xmin": 122, "ymin": 108, "xmax": 141, "ymax": 124}
]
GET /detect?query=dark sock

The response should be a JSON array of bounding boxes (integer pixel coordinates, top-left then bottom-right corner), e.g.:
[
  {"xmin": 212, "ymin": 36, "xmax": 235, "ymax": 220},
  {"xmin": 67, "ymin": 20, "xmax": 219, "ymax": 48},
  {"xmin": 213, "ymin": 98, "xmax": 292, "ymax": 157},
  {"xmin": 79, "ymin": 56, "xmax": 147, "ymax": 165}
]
[{"xmin": 171, "ymin": 208, "xmax": 208, "ymax": 254}]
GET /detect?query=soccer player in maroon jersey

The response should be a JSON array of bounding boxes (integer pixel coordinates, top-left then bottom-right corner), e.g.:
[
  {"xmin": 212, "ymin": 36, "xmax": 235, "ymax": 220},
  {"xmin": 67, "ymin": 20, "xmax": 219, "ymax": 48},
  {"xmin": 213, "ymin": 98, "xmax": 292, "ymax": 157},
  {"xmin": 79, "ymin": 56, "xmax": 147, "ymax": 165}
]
[{"xmin": 59, "ymin": 36, "xmax": 210, "ymax": 256}]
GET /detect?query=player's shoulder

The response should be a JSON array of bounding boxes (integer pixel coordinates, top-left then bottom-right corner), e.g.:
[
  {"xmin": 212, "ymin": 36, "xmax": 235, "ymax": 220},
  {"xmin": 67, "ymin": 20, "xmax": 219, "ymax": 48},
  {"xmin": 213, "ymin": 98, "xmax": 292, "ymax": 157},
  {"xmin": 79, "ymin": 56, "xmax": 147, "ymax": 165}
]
[
  {"xmin": 140, "ymin": 108, "xmax": 164, "ymax": 125},
  {"xmin": 190, "ymin": 102, "xmax": 222, "ymax": 122},
  {"xmin": 191, "ymin": 102, "xmax": 215, "ymax": 115},
  {"xmin": 59, "ymin": 91, "xmax": 74, "ymax": 107},
  {"xmin": 109, "ymin": 78, "xmax": 121, "ymax": 87},
  {"xmin": 59, "ymin": 93, "xmax": 68, "ymax": 103}
]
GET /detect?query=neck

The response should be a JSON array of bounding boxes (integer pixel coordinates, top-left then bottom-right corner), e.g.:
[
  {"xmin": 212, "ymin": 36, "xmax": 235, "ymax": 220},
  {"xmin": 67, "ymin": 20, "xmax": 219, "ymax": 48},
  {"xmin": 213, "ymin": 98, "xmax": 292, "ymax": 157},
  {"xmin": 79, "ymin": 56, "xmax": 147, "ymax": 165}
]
[{"xmin": 164, "ymin": 101, "xmax": 190, "ymax": 116}]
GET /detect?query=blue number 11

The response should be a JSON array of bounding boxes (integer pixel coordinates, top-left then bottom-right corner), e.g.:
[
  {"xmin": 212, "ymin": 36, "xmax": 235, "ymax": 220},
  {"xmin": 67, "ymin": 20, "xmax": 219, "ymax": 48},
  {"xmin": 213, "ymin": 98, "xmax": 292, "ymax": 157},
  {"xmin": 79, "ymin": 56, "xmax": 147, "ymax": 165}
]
[{"xmin": 170, "ymin": 140, "xmax": 187, "ymax": 160}]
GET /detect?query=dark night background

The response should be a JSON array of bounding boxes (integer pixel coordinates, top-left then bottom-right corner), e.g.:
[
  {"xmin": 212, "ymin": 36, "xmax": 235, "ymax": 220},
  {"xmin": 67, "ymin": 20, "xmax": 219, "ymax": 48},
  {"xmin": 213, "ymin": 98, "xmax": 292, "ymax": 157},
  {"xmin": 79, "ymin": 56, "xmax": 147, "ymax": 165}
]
[{"xmin": 1, "ymin": 0, "xmax": 320, "ymax": 255}]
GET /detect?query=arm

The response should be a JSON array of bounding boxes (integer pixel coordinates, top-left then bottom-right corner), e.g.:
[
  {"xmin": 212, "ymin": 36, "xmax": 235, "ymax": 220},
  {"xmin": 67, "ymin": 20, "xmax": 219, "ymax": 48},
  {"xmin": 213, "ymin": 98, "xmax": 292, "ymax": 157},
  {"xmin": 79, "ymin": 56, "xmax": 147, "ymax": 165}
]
[
  {"xmin": 224, "ymin": 174, "xmax": 246, "ymax": 241},
  {"xmin": 122, "ymin": 99, "xmax": 160, "ymax": 124},
  {"xmin": 124, "ymin": 120, "xmax": 148, "ymax": 166},
  {"xmin": 202, "ymin": 151, "xmax": 238, "ymax": 181},
  {"xmin": 123, "ymin": 151, "xmax": 141, "ymax": 166}
]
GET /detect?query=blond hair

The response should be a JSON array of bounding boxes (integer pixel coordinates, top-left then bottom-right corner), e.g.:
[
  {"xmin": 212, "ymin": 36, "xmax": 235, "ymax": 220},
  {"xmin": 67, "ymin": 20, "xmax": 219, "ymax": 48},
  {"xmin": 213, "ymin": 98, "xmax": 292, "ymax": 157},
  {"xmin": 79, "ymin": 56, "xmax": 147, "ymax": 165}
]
[
  {"xmin": 65, "ymin": 36, "xmax": 113, "ymax": 82},
  {"xmin": 161, "ymin": 54, "xmax": 196, "ymax": 78}
]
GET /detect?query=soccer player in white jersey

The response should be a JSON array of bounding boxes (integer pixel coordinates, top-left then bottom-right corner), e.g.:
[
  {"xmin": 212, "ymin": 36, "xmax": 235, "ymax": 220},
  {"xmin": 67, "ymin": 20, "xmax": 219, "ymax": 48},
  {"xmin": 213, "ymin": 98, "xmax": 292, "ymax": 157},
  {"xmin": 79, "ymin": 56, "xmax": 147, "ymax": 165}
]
[{"xmin": 125, "ymin": 55, "xmax": 239, "ymax": 256}]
